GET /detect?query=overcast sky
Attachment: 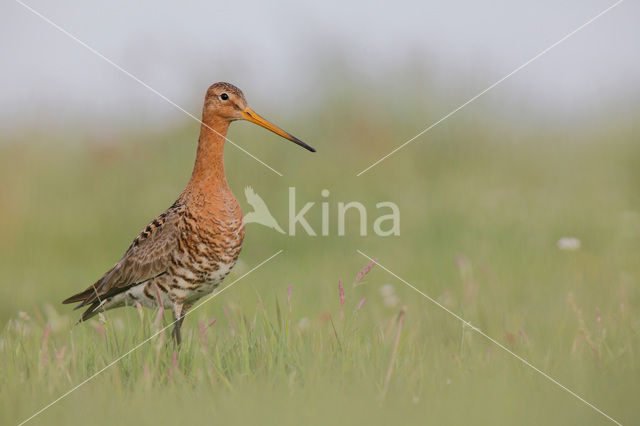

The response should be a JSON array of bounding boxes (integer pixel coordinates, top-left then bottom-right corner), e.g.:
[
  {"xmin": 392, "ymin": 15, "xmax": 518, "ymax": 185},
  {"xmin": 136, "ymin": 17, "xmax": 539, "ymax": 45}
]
[{"xmin": 1, "ymin": 0, "xmax": 638, "ymax": 132}]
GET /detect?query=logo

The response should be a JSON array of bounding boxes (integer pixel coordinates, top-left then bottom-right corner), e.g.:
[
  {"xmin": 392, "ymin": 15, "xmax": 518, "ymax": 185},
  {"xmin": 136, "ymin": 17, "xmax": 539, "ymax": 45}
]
[
  {"xmin": 243, "ymin": 186, "xmax": 286, "ymax": 234},
  {"xmin": 243, "ymin": 187, "xmax": 400, "ymax": 236}
]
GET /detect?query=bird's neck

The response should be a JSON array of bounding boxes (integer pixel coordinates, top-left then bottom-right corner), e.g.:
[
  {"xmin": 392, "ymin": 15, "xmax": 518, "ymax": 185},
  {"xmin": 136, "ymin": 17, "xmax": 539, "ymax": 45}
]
[{"xmin": 188, "ymin": 119, "xmax": 230, "ymax": 192}]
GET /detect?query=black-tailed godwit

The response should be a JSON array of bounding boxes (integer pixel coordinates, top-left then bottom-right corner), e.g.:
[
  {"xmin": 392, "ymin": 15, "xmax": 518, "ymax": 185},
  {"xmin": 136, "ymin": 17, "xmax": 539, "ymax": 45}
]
[{"xmin": 63, "ymin": 82, "xmax": 315, "ymax": 344}]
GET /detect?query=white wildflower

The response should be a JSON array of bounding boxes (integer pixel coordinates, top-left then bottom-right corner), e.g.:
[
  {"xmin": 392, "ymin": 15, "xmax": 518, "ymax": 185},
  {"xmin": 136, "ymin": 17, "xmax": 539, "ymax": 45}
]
[
  {"xmin": 297, "ymin": 317, "xmax": 311, "ymax": 331},
  {"xmin": 557, "ymin": 237, "xmax": 581, "ymax": 251},
  {"xmin": 379, "ymin": 284, "xmax": 395, "ymax": 297},
  {"xmin": 379, "ymin": 284, "xmax": 399, "ymax": 307}
]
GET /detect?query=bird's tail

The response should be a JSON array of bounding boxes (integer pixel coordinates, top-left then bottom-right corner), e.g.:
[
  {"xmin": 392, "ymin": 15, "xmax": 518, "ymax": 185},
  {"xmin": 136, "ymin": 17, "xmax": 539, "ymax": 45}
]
[
  {"xmin": 62, "ymin": 286, "xmax": 96, "ymax": 305},
  {"xmin": 62, "ymin": 283, "xmax": 106, "ymax": 322}
]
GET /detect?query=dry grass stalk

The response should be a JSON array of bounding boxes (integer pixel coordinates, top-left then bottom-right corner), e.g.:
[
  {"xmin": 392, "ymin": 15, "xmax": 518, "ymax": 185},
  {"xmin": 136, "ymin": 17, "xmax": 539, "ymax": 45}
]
[
  {"xmin": 567, "ymin": 292, "xmax": 600, "ymax": 364},
  {"xmin": 198, "ymin": 318, "xmax": 217, "ymax": 344},
  {"xmin": 455, "ymin": 254, "xmax": 478, "ymax": 307},
  {"xmin": 223, "ymin": 306, "xmax": 236, "ymax": 335},
  {"xmin": 381, "ymin": 307, "xmax": 406, "ymax": 399},
  {"xmin": 338, "ymin": 279, "xmax": 345, "ymax": 321},
  {"xmin": 135, "ymin": 302, "xmax": 144, "ymax": 328},
  {"xmin": 40, "ymin": 323, "xmax": 51, "ymax": 372}
]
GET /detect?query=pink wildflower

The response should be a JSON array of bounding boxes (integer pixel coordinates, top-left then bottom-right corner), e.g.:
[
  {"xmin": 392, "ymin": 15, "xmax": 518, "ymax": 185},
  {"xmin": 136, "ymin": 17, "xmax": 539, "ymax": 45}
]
[{"xmin": 355, "ymin": 259, "xmax": 377, "ymax": 283}]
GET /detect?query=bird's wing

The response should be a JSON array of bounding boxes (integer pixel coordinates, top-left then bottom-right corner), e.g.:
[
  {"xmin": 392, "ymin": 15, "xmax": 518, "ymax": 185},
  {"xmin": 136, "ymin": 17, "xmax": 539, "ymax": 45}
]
[{"xmin": 63, "ymin": 201, "xmax": 184, "ymax": 309}]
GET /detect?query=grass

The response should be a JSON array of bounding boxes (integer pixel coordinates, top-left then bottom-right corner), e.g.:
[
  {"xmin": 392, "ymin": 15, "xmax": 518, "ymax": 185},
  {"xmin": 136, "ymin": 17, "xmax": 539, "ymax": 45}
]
[{"xmin": 1, "ymin": 86, "xmax": 639, "ymax": 425}]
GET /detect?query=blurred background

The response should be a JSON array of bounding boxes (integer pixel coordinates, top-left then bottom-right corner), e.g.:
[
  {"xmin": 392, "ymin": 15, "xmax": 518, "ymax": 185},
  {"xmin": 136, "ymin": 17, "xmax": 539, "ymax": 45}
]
[
  {"xmin": 1, "ymin": 0, "xmax": 639, "ymax": 425},
  {"xmin": 2, "ymin": 0, "xmax": 640, "ymax": 132}
]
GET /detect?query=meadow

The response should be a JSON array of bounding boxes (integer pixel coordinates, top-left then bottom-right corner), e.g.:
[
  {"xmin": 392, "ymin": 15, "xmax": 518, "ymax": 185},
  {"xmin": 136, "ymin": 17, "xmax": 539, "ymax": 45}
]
[{"xmin": 1, "ymin": 84, "xmax": 639, "ymax": 425}]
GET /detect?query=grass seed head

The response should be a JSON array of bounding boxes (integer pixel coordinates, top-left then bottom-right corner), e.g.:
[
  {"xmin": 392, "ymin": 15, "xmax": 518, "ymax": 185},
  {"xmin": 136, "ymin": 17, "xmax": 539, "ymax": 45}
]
[{"xmin": 355, "ymin": 259, "xmax": 377, "ymax": 284}]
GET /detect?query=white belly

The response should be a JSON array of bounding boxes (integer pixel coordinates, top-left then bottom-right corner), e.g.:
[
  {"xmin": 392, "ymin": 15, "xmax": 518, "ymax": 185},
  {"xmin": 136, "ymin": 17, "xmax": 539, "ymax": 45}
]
[
  {"xmin": 104, "ymin": 261, "xmax": 237, "ymax": 311},
  {"xmin": 184, "ymin": 261, "xmax": 236, "ymax": 303}
]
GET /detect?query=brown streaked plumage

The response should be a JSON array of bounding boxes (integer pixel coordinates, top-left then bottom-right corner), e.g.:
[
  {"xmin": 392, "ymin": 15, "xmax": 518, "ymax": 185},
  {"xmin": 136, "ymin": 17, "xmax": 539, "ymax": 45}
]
[{"xmin": 63, "ymin": 82, "xmax": 315, "ymax": 344}]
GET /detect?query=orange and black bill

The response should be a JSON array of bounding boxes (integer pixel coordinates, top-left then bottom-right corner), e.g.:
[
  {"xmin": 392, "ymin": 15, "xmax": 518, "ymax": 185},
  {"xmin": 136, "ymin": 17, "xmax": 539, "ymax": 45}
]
[{"xmin": 241, "ymin": 107, "xmax": 316, "ymax": 152}]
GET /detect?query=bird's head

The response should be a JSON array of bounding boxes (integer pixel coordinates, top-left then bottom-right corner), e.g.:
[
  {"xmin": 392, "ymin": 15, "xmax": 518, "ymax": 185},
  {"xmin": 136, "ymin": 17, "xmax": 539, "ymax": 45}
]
[{"xmin": 203, "ymin": 82, "xmax": 315, "ymax": 152}]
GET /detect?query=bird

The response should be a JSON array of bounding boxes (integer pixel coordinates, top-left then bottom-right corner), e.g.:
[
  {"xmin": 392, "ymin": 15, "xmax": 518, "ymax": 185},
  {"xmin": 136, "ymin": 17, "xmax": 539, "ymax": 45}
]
[
  {"xmin": 243, "ymin": 186, "xmax": 285, "ymax": 234},
  {"xmin": 62, "ymin": 82, "xmax": 315, "ymax": 344}
]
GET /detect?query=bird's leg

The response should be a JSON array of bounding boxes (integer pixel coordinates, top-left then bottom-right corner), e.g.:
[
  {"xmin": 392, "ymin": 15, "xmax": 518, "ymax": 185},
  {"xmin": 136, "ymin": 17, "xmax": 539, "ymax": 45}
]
[
  {"xmin": 170, "ymin": 301, "xmax": 191, "ymax": 346},
  {"xmin": 171, "ymin": 303, "xmax": 184, "ymax": 346}
]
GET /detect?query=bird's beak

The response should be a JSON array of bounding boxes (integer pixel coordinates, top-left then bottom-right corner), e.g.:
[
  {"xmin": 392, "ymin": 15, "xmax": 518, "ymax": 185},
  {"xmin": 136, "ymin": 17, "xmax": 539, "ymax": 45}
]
[{"xmin": 241, "ymin": 107, "xmax": 316, "ymax": 152}]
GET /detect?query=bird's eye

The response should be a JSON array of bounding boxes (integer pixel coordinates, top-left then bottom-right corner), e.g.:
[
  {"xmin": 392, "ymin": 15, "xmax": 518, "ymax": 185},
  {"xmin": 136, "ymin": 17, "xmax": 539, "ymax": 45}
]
[{"xmin": 220, "ymin": 93, "xmax": 229, "ymax": 101}]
